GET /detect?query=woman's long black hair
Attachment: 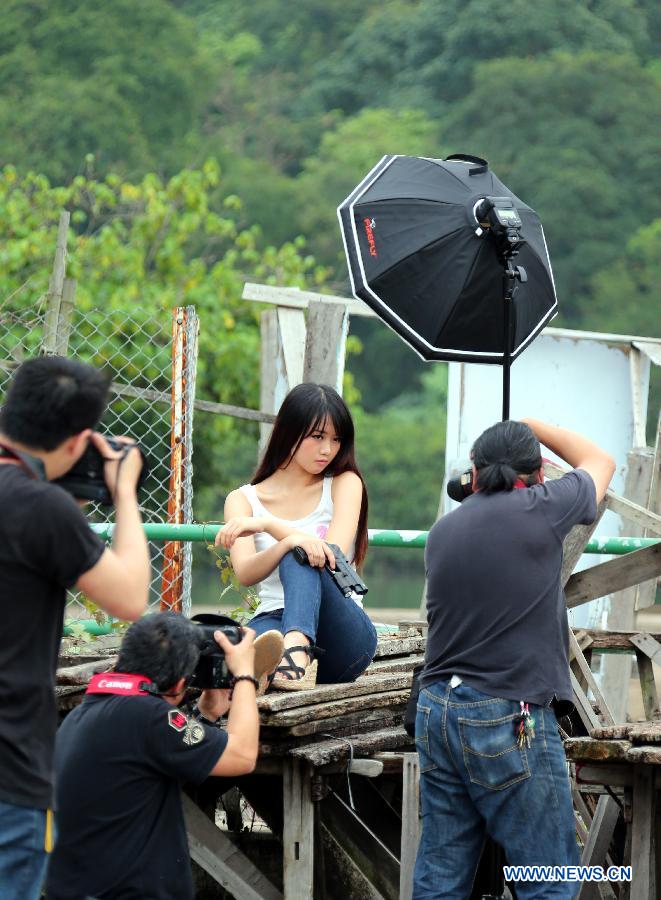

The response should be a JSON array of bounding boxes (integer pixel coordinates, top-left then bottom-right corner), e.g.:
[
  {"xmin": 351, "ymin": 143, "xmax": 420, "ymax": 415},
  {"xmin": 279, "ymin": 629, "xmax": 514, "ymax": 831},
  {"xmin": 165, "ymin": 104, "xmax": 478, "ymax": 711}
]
[
  {"xmin": 471, "ymin": 420, "xmax": 542, "ymax": 494},
  {"xmin": 252, "ymin": 383, "xmax": 369, "ymax": 567}
]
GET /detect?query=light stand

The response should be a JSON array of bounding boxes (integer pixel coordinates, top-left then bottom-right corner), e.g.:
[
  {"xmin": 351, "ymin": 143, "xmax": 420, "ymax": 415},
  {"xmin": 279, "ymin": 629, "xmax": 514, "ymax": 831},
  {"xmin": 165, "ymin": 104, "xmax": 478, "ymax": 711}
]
[{"xmin": 475, "ymin": 197, "xmax": 528, "ymax": 421}]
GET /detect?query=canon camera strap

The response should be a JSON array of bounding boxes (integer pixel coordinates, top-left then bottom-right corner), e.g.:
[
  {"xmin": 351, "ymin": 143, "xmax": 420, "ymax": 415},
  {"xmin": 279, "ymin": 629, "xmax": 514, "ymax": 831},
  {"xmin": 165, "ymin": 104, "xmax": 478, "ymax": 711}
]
[{"xmin": 86, "ymin": 672, "xmax": 157, "ymax": 696}]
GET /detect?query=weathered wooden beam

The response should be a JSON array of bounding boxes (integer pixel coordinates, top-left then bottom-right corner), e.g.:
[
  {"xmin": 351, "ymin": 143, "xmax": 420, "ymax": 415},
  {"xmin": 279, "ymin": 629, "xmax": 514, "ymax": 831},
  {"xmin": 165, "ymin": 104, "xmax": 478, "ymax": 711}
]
[
  {"xmin": 366, "ymin": 654, "xmax": 425, "ymax": 675},
  {"xmin": 290, "ymin": 727, "xmax": 411, "ymax": 766},
  {"xmin": 575, "ymin": 764, "xmax": 632, "ymax": 787},
  {"xmin": 632, "ymin": 638, "xmax": 661, "ymax": 720},
  {"xmin": 577, "ymin": 795, "xmax": 620, "ymax": 900},
  {"xmin": 321, "ymin": 790, "xmax": 400, "ymax": 900},
  {"xmin": 41, "ymin": 211, "xmax": 70, "ymax": 355},
  {"xmin": 257, "ymin": 673, "xmax": 411, "ymax": 714},
  {"xmin": 562, "ymin": 501, "xmax": 607, "ymax": 585},
  {"xmin": 54, "ymin": 277, "xmax": 76, "ymax": 356},
  {"xmin": 564, "ymin": 738, "xmax": 632, "ymax": 763},
  {"xmin": 569, "ymin": 630, "xmax": 614, "ymax": 725},
  {"xmin": 399, "ymin": 753, "xmax": 421, "ymax": 900},
  {"xmin": 570, "ymin": 671, "xmax": 603, "ymax": 732},
  {"xmin": 565, "ymin": 543, "xmax": 661, "ymax": 608},
  {"xmin": 56, "ymin": 657, "xmax": 116, "ymax": 685},
  {"xmin": 637, "ymin": 419, "xmax": 661, "ymax": 608},
  {"xmin": 107, "ymin": 379, "xmax": 276, "ymax": 423},
  {"xmin": 602, "ymin": 449, "xmax": 652, "ymax": 718},
  {"xmin": 302, "ymin": 300, "xmax": 348, "ymax": 391},
  {"xmin": 630, "ymin": 765, "xmax": 656, "ymax": 900},
  {"xmin": 283, "ymin": 759, "xmax": 315, "ymax": 900},
  {"xmin": 262, "ymin": 706, "xmax": 406, "ymax": 739},
  {"xmin": 317, "ymin": 759, "xmax": 384, "ymax": 778},
  {"xmin": 260, "ymin": 689, "xmax": 409, "ymax": 729},
  {"xmin": 374, "ymin": 636, "xmax": 426, "ymax": 658},
  {"xmin": 626, "ymin": 746, "xmax": 661, "ymax": 765},
  {"xmin": 581, "ymin": 630, "xmax": 661, "ymax": 651},
  {"xmin": 545, "ymin": 460, "xmax": 661, "ymax": 537},
  {"xmin": 318, "ymin": 822, "xmax": 386, "ymax": 900},
  {"xmin": 183, "ymin": 795, "xmax": 282, "ymax": 900},
  {"xmin": 243, "ymin": 282, "xmax": 376, "ymax": 318}
]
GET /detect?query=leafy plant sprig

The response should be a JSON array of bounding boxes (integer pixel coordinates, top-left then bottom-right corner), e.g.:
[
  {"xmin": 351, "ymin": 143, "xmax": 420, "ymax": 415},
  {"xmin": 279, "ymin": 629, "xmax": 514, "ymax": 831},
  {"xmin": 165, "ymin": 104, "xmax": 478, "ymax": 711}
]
[{"xmin": 207, "ymin": 543, "xmax": 259, "ymax": 625}]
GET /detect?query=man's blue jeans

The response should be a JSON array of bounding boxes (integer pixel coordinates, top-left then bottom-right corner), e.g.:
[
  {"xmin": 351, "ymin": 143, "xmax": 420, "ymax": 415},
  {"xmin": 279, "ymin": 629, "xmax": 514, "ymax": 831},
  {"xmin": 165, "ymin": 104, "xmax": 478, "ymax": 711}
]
[
  {"xmin": 0, "ymin": 799, "xmax": 49, "ymax": 900},
  {"xmin": 413, "ymin": 680, "xmax": 578, "ymax": 899},
  {"xmin": 249, "ymin": 551, "xmax": 377, "ymax": 682}
]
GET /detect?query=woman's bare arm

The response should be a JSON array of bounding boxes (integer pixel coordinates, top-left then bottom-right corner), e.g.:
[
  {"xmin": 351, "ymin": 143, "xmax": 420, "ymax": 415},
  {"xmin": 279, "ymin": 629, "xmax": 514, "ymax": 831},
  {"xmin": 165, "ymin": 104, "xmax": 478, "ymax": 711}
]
[
  {"xmin": 325, "ymin": 471, "xmax": 363, "ymax": 556},
  {"xmin": 224, "ymin": 490, "xmax": 299, "ymax": 585}
]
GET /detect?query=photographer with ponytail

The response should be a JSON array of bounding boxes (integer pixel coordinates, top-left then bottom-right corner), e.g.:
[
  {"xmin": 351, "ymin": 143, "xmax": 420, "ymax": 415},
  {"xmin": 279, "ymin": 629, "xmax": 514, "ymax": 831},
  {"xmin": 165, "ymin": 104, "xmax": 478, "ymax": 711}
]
[
  {"xmin": 413, "ymin": 419, "xmax": 615, "ymax": 899},
  {"xmin": 216, "ymin": 383, "xmax": 377, "ymax": 690}
]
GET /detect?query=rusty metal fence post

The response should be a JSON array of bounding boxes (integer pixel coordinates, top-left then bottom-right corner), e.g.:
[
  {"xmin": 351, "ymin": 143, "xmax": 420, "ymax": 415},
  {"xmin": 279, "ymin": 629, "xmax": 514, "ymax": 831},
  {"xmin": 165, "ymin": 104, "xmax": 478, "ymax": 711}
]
[{"xmin": 161, "ymin": 307, "xmax": 199, "ymax": 614}]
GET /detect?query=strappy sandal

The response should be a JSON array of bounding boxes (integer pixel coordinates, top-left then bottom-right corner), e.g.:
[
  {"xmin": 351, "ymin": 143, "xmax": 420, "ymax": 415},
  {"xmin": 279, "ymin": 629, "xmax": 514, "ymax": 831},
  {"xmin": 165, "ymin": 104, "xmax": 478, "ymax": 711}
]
[{"xmin": 270, "ymin": 644, "xmax": 323, "ymax": 692}]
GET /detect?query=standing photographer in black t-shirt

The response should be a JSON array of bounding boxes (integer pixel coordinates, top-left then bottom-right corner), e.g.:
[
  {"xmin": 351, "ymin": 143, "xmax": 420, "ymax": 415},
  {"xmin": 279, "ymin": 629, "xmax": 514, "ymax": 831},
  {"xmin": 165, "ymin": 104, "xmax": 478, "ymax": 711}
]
[{"xmin": 0, "ymin": 356, "xmax": 150, "ymax": 900}]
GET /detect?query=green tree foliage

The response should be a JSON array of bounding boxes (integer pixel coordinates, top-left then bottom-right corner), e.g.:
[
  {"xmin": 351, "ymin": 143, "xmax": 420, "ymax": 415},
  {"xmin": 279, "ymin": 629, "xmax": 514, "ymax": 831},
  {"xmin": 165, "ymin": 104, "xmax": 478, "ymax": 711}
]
[
  {"xmin": 0, "ymin": 0, "xmax": 211, "ymax": 181},
  {"xmin": 294, "ymin": 107, "xmax": 442, "ymax": 267},
  {"xmin": 586, "ymin": 218, "xmax": 661, "ymax": 338},
  {"xmin": 442, "ymin": 51, "xmax": 661, "ymax": 326},
  {"xmin": 302, "ymin": 0, "xmax": 650, "ymax": 117},
  {"xmin": 0, "ymin": 161, "xmax": 325, "ymax": 509}
]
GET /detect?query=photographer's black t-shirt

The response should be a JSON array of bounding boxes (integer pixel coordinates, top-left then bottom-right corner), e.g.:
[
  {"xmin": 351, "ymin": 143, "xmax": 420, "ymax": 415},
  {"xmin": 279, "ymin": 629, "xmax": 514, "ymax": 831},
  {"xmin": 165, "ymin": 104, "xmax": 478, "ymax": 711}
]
[
  {"xmin": 46, "ymin": 694, "xmax": 228, "ymax": 899},
  {"xmin": 422, "ymin": 469, "xmax": 597, "ymax": 705},
  {"xmin": 0, "ymin": 464, "xmax": 105, "ymax": 809}
]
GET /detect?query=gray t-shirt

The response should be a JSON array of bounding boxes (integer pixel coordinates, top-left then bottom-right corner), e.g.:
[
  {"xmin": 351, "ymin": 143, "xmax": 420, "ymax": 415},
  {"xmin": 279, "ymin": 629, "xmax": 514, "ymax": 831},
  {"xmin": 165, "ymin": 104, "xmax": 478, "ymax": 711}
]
[{"xmin": 421, "ymin": 469, "xmax": 597, "ymax": 706}]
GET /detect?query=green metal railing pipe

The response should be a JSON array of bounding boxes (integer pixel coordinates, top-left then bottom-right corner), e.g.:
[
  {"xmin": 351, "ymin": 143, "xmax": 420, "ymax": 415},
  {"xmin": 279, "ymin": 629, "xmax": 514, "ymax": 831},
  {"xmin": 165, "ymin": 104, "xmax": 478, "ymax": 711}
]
[
  {"xmin": 63, "ymin": 529, "xmax": 658, "ymax": 636},
  {"xmin": 89, "ymin": 523, "xmax": 658, "ymax": 555}
]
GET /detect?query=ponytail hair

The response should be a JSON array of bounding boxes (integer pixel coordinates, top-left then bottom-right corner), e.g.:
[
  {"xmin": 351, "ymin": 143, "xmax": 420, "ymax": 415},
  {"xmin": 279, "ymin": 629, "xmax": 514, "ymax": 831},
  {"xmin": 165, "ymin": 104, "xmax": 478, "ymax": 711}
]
[{"xmin": 471, "ymin": 420, "xmax": 542, "ymax": 494}]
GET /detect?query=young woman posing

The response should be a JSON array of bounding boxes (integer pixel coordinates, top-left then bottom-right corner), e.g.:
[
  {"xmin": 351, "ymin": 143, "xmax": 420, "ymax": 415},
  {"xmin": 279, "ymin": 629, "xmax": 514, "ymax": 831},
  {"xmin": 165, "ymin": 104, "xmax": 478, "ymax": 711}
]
[{"xmin": 216, "ymin": 383, "xmax": 378, "ymax": 690}]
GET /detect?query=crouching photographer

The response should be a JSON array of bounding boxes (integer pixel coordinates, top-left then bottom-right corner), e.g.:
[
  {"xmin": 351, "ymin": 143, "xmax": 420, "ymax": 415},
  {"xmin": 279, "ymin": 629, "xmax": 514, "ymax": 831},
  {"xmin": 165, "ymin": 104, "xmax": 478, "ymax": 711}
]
[
  {"xmin": 46, "ymin": 612, "xmax": 261, "ymax": 900},
  {"xmin": 413, "ymin": 419, "xmax": 615, "ymax": 900}
]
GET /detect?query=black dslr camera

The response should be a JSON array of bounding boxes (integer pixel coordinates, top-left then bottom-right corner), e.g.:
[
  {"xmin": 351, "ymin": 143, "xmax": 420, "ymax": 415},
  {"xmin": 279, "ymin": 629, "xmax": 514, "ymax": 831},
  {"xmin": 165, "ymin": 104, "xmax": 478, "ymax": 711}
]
[
  {"xmin": 53, "ymin": 436, "xmax": 150, "ymax": 506},
  {"xmin": 293, "ymin": 543, "xmax": 368, "ymax": 597},
  {"xmin": 189, "ymin": 614, "xmax": 243, "ymax": 690},
  {"xmin": 446, "ymin": 468, "xmax": 474, "ymax": 503}
]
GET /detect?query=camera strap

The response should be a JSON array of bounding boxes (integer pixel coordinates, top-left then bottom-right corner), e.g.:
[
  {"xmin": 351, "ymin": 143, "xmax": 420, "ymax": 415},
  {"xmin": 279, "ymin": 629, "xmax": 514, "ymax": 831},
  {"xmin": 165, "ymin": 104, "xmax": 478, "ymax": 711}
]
[
  {"xmin": 86, "ymin": 673, "xmax": 156, "ymax": 696},
  {"xmin": 0, "ymin": 442, "xmax": 47, "ymax": 481}
]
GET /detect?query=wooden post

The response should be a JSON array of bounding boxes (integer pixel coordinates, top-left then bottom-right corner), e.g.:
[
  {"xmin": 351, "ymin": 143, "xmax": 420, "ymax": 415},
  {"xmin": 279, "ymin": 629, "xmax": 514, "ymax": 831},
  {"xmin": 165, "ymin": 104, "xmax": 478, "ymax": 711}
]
[
  {"xmin": 636, "ymin": 417, "xmax": 661, "ymax": 610},
  {"xmin": 399, "ymin": 752, "xmax": 421, "ymax": 900},
  {"xmin": 602, "ymin": 448, "xmax": 654, "ymax": 720},
  {"xmin": 577, "ymin": 795, "xmax": 620, "ymax": 900},
  {"xmin": 283, "ymin": 758, "xmax": 315, "ymax": 900},
  {"xmin": 258, "ymin": 307, "xmax": 306, "ymax": 452},
  {"xmin": 629, "ymin": 347, "xmax": 650, "ymax": 450},
  {"xmin": 41, "ymin": 211, "xmax": 70, "ymax": 355},
  {"xmin": 631, "ymin": 635, "xmax": 661, "ymax": 720},
  {"xmin": 569, "ymin": 630, "xmax": 614, "ymax": 725},
  {"xmin": 54, "ymin": 278, "xmax": 76, "ymax": 356},
  {"xmin": 630, "ymin": 765, "xmax": 656, "ymax": 900},
  {"xmin": 302, "ymin": 300, "xmax": 348, "ymax": 391}
]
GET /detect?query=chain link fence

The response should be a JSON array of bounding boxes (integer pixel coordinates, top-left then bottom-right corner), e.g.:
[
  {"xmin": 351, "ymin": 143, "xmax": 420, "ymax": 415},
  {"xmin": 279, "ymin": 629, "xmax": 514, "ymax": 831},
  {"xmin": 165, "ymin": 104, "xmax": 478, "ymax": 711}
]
[{"xmin": 0, "ymin": 302, "xmax": 198, "ymax": 620}]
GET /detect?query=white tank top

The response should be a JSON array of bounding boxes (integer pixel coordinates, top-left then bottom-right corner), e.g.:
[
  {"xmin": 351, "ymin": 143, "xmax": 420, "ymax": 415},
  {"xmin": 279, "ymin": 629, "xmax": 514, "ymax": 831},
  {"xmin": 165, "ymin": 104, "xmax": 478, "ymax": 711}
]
[{"xmin": 238, "ymin": 477, "xmax": 360, "ymax": 616}]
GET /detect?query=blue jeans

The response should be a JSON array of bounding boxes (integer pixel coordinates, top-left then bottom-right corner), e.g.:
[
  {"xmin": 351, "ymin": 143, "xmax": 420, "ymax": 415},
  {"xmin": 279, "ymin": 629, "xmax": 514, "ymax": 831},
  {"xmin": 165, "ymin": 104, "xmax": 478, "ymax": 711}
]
[
  {"xmin": 0, "ymin": 799, "xmax": 49, "ymax": 900},
  {"xmin": 249, "ymin": 551, "xmax": 378, "ymax": 682},
  {"xmin": 413, "ymin": 680, "xmax": 578, "ymax": 900}
]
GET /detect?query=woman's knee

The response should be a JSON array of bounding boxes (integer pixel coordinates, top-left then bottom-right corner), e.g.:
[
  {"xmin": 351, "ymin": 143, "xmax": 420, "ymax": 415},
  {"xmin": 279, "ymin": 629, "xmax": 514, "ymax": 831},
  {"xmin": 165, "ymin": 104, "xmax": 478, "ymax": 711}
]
[{"xmin": 279, "ymin": 550, "xmax": 320, "ymax": 584}]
